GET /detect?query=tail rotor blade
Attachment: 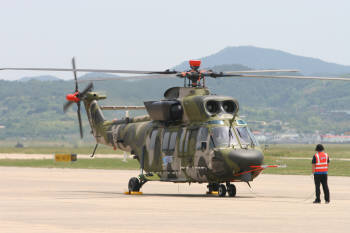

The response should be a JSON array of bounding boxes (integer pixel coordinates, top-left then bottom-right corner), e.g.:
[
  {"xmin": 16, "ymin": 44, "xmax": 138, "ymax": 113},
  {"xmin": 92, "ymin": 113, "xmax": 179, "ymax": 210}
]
[
  {"xmin": 77, "ymin": 101, "xmax": 83, "ymax": 138},
  {"xmin": 63, "ymin": 101, "xmax": 74, "ymax": 113},
  {"xmin": 72, "ymin": 57, "xmax": 78, "ymax": 92},
  {"xmin": 79, "ymin": 82, "xmax": 94, "ymax": 97}
]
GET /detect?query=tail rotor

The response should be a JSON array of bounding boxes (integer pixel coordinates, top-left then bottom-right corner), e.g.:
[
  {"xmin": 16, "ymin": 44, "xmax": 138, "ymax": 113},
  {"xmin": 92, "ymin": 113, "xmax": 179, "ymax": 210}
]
[{"xmin": 63, "ymin": 57, "xmax": 93, "ymax": 138}]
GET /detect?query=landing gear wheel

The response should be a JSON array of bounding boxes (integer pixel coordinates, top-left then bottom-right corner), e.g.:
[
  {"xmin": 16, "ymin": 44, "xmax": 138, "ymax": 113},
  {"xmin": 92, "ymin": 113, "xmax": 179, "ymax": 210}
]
[
  {"xmin": 218, "ymin": 184, "xmax": 227, "ymax": 197},
  {"xmin": 128, "ymin": 177, "xmax": 140, "ymax": 192},
  {"xmin": 227, "ymin": 184, "xmax": 236, "ymax": 197}
]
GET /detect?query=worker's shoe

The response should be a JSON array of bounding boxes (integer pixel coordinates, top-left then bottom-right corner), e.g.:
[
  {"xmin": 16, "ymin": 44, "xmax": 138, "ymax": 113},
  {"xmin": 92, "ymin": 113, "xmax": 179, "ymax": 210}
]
[
  {"xmin": 313, "ymin": 200, "xmax": 321, "ymax": 204},
  {"xmin": 325, "ymin": 201, "xmax": 330, "ymax": 204}
]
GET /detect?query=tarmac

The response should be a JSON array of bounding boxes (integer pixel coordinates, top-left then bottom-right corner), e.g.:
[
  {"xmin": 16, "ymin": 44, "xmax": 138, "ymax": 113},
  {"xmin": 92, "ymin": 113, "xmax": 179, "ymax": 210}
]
[{"xmin": 0, "ymin": 167, "xmax": 349, "ymax": 233}]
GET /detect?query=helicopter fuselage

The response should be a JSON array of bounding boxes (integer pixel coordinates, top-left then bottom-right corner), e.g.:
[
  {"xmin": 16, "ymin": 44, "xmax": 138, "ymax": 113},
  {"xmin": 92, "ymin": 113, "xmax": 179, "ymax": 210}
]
[{"xmin": 84, "ymin": 86, "xmax": 264, "ymax": 184}]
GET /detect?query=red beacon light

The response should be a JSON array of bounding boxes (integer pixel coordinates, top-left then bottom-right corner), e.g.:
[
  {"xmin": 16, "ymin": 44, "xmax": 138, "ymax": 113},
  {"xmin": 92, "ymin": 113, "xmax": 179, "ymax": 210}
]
[{"xmin": 189, "ymin": 60, "xmax": 201, "ymax": 69}]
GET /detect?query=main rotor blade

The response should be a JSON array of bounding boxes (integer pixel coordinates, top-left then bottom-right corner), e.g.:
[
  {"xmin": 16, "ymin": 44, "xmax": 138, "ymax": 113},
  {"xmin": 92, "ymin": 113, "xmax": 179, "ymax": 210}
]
[
  {"xmin": 223, "ymin": 69, "xmax": 299, "ymax": 74},
  {"xmin": 222, "ymin": 74, "xmax": 350, "ymax": 81},
  {"xmin": 0, "ymin": 67, "xmax": 177, "ymax": 75},
  {"xmin": 72, "ymin": 57, "xmax": 78, "ymax": 92},
  {"xmin": 77, "ymin": 102, "xmax": 83, "ymax": 139},
  {"xmin": 78, "ymin": 74, "xmax": 179, "ymax": 82},
  {"xmin": 100, "ymin": 105, "xmax": 146, "ymax": 110},
  {"xmin": 63, "ymin": 101, "xmax": 74, "ymax": 113}
]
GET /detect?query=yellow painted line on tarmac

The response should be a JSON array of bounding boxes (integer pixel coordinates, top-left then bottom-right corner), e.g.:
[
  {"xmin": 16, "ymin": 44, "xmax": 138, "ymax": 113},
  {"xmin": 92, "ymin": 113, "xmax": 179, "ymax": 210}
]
[
  {"xmin": 124, "ymin": 191, "xmax": 143, "ymax": 195},
  {"xmin": 206, "ymin": 191, "xmax": 219, "ymax": 195}
]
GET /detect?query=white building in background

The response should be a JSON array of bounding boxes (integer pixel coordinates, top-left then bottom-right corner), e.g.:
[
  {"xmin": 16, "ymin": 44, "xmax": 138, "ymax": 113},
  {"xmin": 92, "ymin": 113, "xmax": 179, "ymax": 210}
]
[
  {"xmin": 252, "ymin": 131, "xmax": 267, "ymax": 143},
  {"xmin": 321, "ymin": 134, "xmax": 350, "ymax": 143}
]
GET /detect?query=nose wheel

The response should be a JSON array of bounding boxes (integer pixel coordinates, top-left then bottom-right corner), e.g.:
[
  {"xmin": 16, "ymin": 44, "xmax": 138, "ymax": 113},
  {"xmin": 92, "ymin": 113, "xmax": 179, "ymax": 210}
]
[
  {"xmin": 128, "ymin": 176, "xmax": 147, "ymax": 193},
  {"xmin": 128, "ymin": 177, "xmax": 141, "ymax": 192},
  {"xmin": 227, "ymin": 183, "xmax": 236, "ymax": 197},
  {"xmin": 218, "ymin": 184, "xmax": 227, "ymax": 197}
]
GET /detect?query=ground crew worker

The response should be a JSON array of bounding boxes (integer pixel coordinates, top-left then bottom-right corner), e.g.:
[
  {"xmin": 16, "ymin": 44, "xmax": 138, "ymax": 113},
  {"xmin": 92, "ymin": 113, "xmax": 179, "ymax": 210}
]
[{"xmin": 312, "ymin": 144, "xmax": 330, "ymax": 203}]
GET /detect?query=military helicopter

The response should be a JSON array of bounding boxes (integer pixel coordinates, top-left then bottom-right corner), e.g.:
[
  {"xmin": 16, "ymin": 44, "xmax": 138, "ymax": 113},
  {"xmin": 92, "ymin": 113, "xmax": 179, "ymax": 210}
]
[{"xmin": 2, "ymin": 58, "xmax": 350, "ymax": 197}]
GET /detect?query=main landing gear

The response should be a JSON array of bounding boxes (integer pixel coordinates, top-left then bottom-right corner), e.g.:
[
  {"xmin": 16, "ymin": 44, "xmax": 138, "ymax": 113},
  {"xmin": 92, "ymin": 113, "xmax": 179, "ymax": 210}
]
[{"xmin": 207, "ymin": 182, "xmax": 236, "ymax": 197}]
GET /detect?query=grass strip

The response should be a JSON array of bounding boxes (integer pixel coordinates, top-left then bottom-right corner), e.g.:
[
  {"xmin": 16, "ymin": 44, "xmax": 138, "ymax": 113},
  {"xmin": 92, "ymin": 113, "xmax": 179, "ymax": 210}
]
[
  {"xmin": 0, "ymin": 158, "xmax": 139, "ymax": 170},
  {"xmin": 2, "ymin": 144, "xmax": 350, "ymax": 159},
  {"xmin": 263, "ymin": 156, "xmax": 350, "ymax": 176},
  {"xmin": 264, "ymin": 144, "xmax": 350, "ymax": 159},
  {"xmin": 0, "ymin": 145, "xmax": 122, "ymax": 154}
]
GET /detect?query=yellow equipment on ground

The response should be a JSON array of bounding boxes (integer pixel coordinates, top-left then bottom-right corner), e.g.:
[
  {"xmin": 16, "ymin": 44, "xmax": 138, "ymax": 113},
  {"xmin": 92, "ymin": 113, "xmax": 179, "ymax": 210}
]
[{"xmin": 54, "ymin": 153, "xmax": 77, "ymax": 162}]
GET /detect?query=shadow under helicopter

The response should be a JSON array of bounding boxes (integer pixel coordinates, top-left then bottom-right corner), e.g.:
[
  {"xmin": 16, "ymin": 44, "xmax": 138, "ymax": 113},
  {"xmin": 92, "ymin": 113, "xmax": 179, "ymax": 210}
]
[
  {"xmin": 55, "ymin": 190, "xmax": 257, "ymax": 199},
  {"xmin": 54, "ymin": 190, "xmax": 314, "ymax": 204}
]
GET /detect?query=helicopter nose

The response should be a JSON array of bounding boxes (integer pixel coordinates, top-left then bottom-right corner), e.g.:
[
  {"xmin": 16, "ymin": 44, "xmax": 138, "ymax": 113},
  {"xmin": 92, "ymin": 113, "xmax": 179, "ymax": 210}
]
[
  {"xmin": 227, "ymin": 149, "xmax": 264, "ymax": 169},
  {"xmin": 211, "ymin": 149, "xmax": 264, "ymax": 180}
]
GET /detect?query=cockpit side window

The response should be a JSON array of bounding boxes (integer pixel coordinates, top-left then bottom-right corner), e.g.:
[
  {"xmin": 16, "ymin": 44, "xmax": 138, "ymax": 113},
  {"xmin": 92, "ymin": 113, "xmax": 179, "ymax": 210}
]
[
  {"xmin": 210, "ymin": 127, "xmax": 238, "ymax": 148},
  {"xmin": 235, "ymin": 127, "xmax": 259, "ymax": 146}
]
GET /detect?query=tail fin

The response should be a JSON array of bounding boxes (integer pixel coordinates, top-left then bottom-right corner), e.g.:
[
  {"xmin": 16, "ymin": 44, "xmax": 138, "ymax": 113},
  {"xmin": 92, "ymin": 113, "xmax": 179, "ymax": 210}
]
[{"xmin": 83, "ymin": 92, "xmax": 106, "ymax": 140}]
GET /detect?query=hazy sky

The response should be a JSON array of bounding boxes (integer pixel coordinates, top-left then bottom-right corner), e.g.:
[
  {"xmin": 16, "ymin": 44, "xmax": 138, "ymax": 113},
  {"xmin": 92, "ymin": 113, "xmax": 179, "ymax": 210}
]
[{"xmin": 0, "ymin": 0, "xmax": 349, "ymax": 80}]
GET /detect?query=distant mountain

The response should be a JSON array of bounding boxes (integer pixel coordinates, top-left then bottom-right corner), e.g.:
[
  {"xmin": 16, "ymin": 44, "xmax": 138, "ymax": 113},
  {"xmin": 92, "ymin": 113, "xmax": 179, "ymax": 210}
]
[
  {"xmin": 209, "ymin": 64, "xmax": 252, "ymax": 72},
  {"xmin": 78, "ymin": 72, "xmax": 119, "ymax": 79},
  {"xmin": 18, "ymin": 73, "xmax": 120, "ymax": 82},
  {"xmin": 19, "ymin": 75, "xmax": 62, "ymax": 82},
  {"xmin": 174, "ymin": 46, "xmax": 350, "ymax": 75}
]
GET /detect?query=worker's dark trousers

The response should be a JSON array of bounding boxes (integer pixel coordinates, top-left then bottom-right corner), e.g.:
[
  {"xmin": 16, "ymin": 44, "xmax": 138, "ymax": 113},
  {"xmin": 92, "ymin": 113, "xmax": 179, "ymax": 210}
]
[{"xmin": 314, "ymin": 174, "xmax": 330, "ymax": 202}]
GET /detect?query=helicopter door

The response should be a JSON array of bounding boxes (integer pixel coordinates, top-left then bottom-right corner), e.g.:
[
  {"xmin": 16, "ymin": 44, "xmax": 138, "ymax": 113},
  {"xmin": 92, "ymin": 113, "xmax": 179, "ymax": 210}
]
[
  {"xmin": 161, "ymin": 130, "xmax": 177, "ymax": 176},
  {"xmin": 183, "ymin": 128, "xmax": 198, "ymax": 165}
]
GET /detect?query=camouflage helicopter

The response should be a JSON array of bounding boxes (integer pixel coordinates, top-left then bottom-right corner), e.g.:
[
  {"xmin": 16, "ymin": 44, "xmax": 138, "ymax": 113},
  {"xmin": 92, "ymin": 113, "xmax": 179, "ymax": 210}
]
[{"xmin": 2, "ymin": 58, "xmax": 349, "ymax": 197}]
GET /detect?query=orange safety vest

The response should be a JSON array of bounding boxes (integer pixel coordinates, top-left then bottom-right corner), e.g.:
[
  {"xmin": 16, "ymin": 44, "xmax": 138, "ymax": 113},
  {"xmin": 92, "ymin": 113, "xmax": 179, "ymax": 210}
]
[{"xmin": 314, "ymin": 152, "xmax": 329, "ymax": 173}]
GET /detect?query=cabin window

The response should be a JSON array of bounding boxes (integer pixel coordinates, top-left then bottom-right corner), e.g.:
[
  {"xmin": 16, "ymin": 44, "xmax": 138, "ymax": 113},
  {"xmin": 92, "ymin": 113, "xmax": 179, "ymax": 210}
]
[
  {"xmin": 184, "ymin": 131, "xmax": 190, "ymax": 153},
  {"xmin": 161, "ymin": 131, "xmax": 178, "ymax": 153},
  {"xmin": 162, "ymin": 131, "xmax": 170, "ymax": 151},
  {"xmin": 149, "ymin": 129, "xmax": 158, "ymax": 150},
  {"xmin": 196, "ymin": 127, "xmax": 208, "ymax": 150},
  {"xmin": 179, "ymin": 129, "xmax": 186, "ymax": 153},
  {"xmin": 184, "ymin": 129, "xmax": 198, "ymax": 153},
  {"xmin": 168, "ymin": 132, "xmax": 177, "ymax": 152}
]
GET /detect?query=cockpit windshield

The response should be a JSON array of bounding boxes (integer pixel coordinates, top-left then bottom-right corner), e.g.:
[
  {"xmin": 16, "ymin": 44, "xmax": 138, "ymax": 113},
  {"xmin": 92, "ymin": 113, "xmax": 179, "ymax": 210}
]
[
  {"xmin": 235, "ymin": 126, "xmax": 259, "ymax": 146},
  {"xmin": 210, "ymin": 127, "xmax": 238, "ymax": 148}
]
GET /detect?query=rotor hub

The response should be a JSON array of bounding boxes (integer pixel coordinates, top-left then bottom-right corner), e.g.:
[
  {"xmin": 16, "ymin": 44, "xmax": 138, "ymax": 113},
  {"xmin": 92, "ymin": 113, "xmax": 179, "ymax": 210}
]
[{"xmin": 66, "ymin": 92, "xmax": 80, "ymax": 103}]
